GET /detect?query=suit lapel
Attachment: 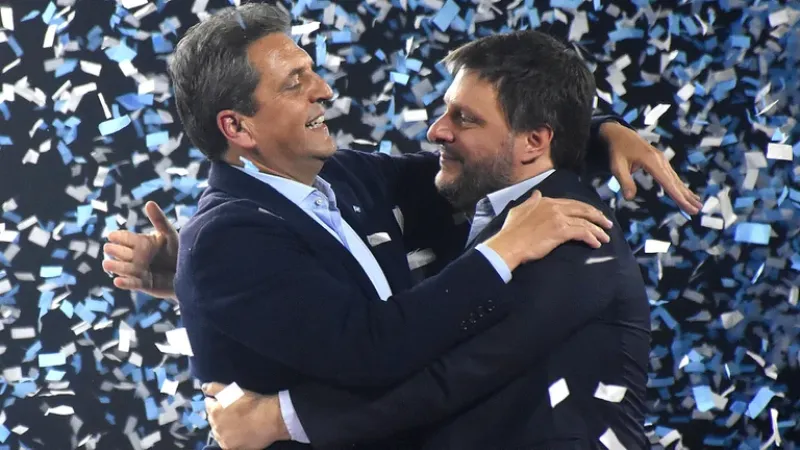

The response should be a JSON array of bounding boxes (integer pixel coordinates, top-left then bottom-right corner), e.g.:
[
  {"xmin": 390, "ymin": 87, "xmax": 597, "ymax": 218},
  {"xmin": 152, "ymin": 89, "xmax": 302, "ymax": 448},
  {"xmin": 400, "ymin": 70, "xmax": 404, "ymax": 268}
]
[{"xmin": 208, "ymin": 162, "xmax": 384, "ymax": 300}]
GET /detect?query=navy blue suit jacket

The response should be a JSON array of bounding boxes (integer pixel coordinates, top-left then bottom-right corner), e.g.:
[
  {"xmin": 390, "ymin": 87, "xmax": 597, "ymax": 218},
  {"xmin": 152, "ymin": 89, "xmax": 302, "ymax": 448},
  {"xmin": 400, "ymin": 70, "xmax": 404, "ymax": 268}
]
[
  {"xmin": 289, "ymin": 171, "xmax": 651, "ymax": 450},
  {"xmin": 175, "ymin": 150, "xmax": 513, "ymax": 450}
]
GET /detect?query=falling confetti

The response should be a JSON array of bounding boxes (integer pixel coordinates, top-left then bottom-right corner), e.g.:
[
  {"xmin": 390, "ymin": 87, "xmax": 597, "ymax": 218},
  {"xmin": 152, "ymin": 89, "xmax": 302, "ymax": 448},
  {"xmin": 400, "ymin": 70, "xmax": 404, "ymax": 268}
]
[{"xmin": 0, "ymin": 0, "xmax": 798, "ymax": 448}]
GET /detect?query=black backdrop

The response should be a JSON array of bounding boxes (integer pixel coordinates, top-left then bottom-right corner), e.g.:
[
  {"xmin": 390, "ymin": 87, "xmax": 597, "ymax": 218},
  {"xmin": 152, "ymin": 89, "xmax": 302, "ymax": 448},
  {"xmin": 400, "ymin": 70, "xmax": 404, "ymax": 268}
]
[{"xmin": 0, "ymin": 0, "xmax": 798, "ymax": 449}]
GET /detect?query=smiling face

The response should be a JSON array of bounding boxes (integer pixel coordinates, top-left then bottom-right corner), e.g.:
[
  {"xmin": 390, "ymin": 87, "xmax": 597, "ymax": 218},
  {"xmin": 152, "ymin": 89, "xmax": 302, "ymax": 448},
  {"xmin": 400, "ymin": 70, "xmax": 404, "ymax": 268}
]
[
  {"xmin": 427, "ymin": 70, "xmax": 517, "ymax": 209},
  {"xmin": 217, "ymin": 33, "xmax": 336, "ymax": 184}
]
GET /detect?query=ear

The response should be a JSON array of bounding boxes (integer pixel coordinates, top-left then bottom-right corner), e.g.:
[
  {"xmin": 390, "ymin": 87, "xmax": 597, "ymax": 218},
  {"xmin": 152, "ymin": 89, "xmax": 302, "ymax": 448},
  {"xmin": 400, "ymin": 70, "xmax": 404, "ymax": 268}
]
[
  {"xmin": 216, "ymin": 110, "xmax": 258, "ymax": 150},
  {"xmin": 519, "ymin": 126, "xmax": 553, "ymax": 165}
]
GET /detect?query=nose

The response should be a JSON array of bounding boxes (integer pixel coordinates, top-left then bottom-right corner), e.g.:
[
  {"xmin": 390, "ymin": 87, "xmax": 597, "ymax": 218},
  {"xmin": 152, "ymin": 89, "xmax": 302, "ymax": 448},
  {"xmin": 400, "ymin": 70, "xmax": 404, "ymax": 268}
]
[
  {"xmin": 310, "ymin": 72, "xmax": 334, "ymax": 103},
  {"xmin": 427, "ymin": 116, "xmax": 454, "ymax": 144}
]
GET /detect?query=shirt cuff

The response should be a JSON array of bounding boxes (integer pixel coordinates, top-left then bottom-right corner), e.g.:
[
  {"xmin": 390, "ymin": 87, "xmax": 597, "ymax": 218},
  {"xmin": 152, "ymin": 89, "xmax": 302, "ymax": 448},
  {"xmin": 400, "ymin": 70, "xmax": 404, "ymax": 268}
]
[
  {"xmin": 475, "ymin": 243, "xmax": 512, "ymax": 283},
  {"xmin": 278, "ymin": 390, "xmax": 311, "ymax": 444}
]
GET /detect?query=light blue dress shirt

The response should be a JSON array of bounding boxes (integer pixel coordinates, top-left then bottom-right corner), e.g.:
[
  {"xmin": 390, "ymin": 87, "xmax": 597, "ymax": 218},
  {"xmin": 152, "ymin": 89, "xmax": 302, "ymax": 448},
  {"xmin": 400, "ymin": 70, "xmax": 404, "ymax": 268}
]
[{"xmin": 232, "ymin": 164, "xmax": 513, "ymax": 443}]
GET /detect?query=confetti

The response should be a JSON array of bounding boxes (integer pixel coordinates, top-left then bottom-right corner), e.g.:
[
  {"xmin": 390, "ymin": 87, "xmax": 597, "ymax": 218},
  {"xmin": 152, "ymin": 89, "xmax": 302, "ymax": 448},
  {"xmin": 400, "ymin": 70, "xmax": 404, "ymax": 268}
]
[
  {"xmin": 599, "ymin": 427, "xmax": 627, "ymax": 450},
  {"xmin": 215, "ymin": 382, "xmax": 245, "ymax": 408},
  {"xmin": 593, "ymin": 382, "xmax": 627, "ymax": 403},
  {"xmin": 1, "ymin": 0, "xmax": 798, "ymax": 448},
  {"xmin": 548, "ymin": 378, "xmax": 569, "ymax": 408}
]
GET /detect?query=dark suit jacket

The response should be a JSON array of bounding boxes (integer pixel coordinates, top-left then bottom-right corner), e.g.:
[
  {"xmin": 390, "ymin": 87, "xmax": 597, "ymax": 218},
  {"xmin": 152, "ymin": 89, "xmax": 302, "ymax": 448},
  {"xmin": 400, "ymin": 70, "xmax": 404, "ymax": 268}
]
[
  {"xmin": 290, "ymin": 170, "xmax": 651, "ymax": 450},
  {"xmin": 174, "ymin": 150, "xmax": 514, "ymax": 450}
]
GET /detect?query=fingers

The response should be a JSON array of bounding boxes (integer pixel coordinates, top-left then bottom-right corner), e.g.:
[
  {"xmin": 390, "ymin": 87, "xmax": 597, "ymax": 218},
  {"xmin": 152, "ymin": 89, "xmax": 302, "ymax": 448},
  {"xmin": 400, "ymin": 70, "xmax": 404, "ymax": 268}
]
[
  {"xmin": 202, "ymin": 382, "xmax": 227, "ymax": 397},
  {"xmin": 107, "ymin": 230, "xmax": 145, "ymax": 248},
  {"xmin": 102, "ymin": 259, "xmax": 144, "ymax": 279},
  {"xmin": 103, "ymin": 243, "xmax": 134, "ymax": 262},
  {"xmin": 644, "ymin": 153, "xmax": 702, "ymax": 215},
  {"xmin": 113, "ymin": 276, "xmax": 146, "ymax": 291},
  {"xmin": 610, "ymin": 153, "xmax": 637, "ymax": 200},
  {"xmin": 555, "ymin": 201, "xmax": 613, "ymax": 229},
  {"xmin": 566, "ymin": 224, "xmax": 604, "ymax": 249},
  {"xmin": 145, "ymin": 201, "xmax": 177, "ymax": 236}
]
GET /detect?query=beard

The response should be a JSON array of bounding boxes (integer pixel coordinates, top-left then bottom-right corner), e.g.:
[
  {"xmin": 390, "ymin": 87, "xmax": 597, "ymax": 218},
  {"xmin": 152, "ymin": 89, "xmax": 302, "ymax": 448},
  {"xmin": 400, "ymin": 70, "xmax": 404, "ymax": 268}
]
[{"xmin": 435, "ymin": 140, "xmax": 514, "ymax": 210}]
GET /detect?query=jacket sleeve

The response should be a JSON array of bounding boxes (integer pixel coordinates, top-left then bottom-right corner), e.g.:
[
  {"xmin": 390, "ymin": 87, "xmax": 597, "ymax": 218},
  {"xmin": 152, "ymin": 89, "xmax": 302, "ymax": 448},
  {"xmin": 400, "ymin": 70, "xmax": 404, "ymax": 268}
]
[
  {"xmin": 180, "ymin": 205, "xmax": 514, "ymax": 388},
  {"xmin": 290, "ymin": 238, "xmax": 622, "ymax": 446}
]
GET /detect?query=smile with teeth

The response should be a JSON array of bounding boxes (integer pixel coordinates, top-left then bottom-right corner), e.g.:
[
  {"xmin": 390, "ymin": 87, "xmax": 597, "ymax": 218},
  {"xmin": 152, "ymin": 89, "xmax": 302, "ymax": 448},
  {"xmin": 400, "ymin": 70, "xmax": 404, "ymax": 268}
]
[{"xmin": 306, "ymin": 116, "xmax": 325, "ymax": 129}]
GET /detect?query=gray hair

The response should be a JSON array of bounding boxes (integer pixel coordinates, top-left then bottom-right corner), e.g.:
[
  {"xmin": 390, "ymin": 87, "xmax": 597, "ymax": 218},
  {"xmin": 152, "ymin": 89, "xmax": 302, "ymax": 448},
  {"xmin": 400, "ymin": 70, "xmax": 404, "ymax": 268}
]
[{"xmin": 167, "ymin": 3, "xmax": 291, "ymax": 161}]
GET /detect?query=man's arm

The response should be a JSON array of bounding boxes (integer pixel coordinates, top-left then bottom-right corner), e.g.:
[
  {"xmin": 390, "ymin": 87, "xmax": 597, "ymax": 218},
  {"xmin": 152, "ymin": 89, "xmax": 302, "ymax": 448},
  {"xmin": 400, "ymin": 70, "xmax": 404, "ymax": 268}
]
[
  {"xmin": 183, "ymin": 194, "xmax": 611, "ymax": 388},
  {"xmin": 290, "ymin": 233, "xmax": 622, "ymax": 445},
  {"xmin": 183, "ymin": 212, "xmax": 509, "ymax": 388}
]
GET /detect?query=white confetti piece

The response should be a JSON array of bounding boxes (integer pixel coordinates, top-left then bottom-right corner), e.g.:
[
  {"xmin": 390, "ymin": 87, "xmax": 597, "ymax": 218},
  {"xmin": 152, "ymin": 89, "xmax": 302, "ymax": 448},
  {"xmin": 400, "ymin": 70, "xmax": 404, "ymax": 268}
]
[
  {"xmin": 11, "ymin": 425, "xmax": 28, "ymax": 435},
  {"xmin": 700, "ymin": 216, "xmax": 724, "ymax": 230},
  {"xmin": 594, "ymin": 382, "xmax": 627, "ymax": 403},
  {"xmin": 644, "ymin": 104, "xmax": 670, "ymax": 126},
  {"xmin": 585, "ymin": 256, "xmax": 615, "ymax": 264},
  {"xmin": 402, "ymin": 108, "xmax": 428, "ymax": 122},
  {"xmin": 0, "ymin": 7, "xmax": 12, "ymax": 31},
  {"xmin": 599, "ymin": 427, "xmax": 627, "ymax": 450},
  {"xmin": 644, "ymin": 239, "xmax": 670, "ymax": 254},
  {"xmin": 140, "ymin": 430, "xmax": 162, "ymax": 449},
  {"xmin": 548, "ymin": 378, "xmax": 569, "ymax": 408},
  {"xmin": 121, "ymin": 0, "xmax": 149, "ymax": 8},
  {"xmin": 80, "ymin": 60, "xmax": 102, "ymax": 76},
  {"xmin": 0, "ymin": 278, "xmax": 11, "ymax": 295},
  {"xmin": 28, "ymin": 226, "xmax": 51, "ymax": 247},
  {"xmin": 367, "ymin": 232, "xmax": 391, "ymax": 247},
  {"xmin": 766, "ymin": 143, "xmax": 793, "ymax": 161},
  {"xmin": 165, "ymin": 328, "xmax": 194, "ymax": 356},
  {"xmin": 291, "ymin": 22, "xmax": 321, "ymax": 35},
  {"xmin": 720, "ymin": 311, "xmax": 744, "ymax": 329},
  {"xmin": 160, "ymin": 379, "xmax": 179, "ymax": 396},
  {"xmin": 11, "ymin": 327, "xmax": 35, "ymax": 339},
  {"xmin": 215, "ymin": 382, "xmax": 245, "ymax": 408},
  {"xmin": 129, "ymin": 352, "xmax": 143, "ymax": 367},
  {"xmin": 659, "ymin": 429, "xmax": 682, "ymax": 447},
  {"xmin": 119, "ymin": 322, "xmax": 134, "ymax": 352},
  {"xmin": 3, "ymin": 366, "xmax": 22, "ymax": 382},
  {"xmin": 45, "ymin": 405, "xmax": 75, "ymax": 416},
  {"xmin": 676, "ymin": 83, "xmax": 695, "ymax": 101}
]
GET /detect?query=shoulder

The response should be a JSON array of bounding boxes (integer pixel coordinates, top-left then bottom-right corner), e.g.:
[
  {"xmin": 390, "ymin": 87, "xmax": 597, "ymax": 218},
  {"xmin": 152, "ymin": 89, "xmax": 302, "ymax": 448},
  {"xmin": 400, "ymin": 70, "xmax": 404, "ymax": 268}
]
[{"xmin": 181, "ymin": 191, "xmax": 290, "ymax": 255}]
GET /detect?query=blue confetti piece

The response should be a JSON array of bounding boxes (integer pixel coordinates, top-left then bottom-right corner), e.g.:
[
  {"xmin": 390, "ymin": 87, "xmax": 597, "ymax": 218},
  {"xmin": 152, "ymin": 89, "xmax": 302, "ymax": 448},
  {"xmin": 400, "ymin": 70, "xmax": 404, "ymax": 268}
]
[
  {"xmin": 692, "ymin": 385, "xmax": 715, "ymax": 412},
  {"xmin": 330, "ymin": 30, "xmax": 352, "ymax": 44},
  {"xmin": 6, "ymin": 35, "xmax": 23, "ymax": 58},
  {"xmin": 40, "ymin": 266, "xmax": 63, "ymax": 278},
  {"xmin": 85, "ymin": 298, "xmax": 109, "ymax": 313},
  {"xmin": 0, "ymin": 424, "xmax": 9, "ymax": 443},
  {"xmin": 379, "ymin": 141, "xmax": 391, "ymax": 155},
  {"xmin": 146, "ymin": 131, "xmax": 169, "ymax": 149},
  {"xmin": 0, "ymin": 136, "xmax": 12, "ymax": 146},
  {"xmin": 23, "ymin": 341, "xmax": 42, "ymax": 363},
  {"xmin": 60, "ymin": 300, "xmax": 74, "ymax": 318},
  {"xmin": 73, "ymin": 303, "xmax": 97, "ymax": 324},
  {"xmin": 145, "ymin": 397, "xmax": 159, "ymax": 420},
  {"xmin": 432, "ymin": 0, "xmax": 459, "ymax": 32},
  {"xmin": 152, "ymin": 34, "xmax": 174, "ymax": 53},
  {"xmin": 315, "ymin": 33, "xmax": 327, "ymax": 66},
  {"xmin": 746, "ymin": 386, "xmax": 776, "ymax": 419},
  {"xmin": 45, "ymin": 369, "xmax": 66, "ymax": 381},
  {"xmin": 104, "ymin": 41, "xmax": 137, "ymax": 62},
  {"xmin": 390, "ymin": 72, "xmax": 410, "ymax": 85},
  {"xmin": 42, "ymin": 2, "xmax": 57, "ymax": 24},
  {"xmin": 98, "ymin": 115, "xmax": 131, "ymax": 136},
  {"xmin": 55, "ymin": 59, "xmax": 78, "ymax": 78},
  {"xmin": 609, "ymin": 27, "xmax": 644, "ymax": 42},
  {"xmin": 140, "ymin": 311, "xmax": 163, "ymax": 328},
  {"xmin": 734, "ymin": 222, "xmax": 771, "ymax": 245},
  {"xmin": 38, "ymin": 352, "xmax": 66, "ymax": 367}
]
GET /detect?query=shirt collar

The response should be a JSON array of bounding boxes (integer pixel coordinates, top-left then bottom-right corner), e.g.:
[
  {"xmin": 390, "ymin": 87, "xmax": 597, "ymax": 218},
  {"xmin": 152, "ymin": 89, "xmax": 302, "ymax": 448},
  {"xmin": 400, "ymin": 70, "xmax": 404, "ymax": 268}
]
[
  {"xmin": 232, "ymin": 164, "xmax": 335, "ymax": 207},
  {"xmin": 483, "ymin": 169, "xmax": 556, "ymax": 216}
]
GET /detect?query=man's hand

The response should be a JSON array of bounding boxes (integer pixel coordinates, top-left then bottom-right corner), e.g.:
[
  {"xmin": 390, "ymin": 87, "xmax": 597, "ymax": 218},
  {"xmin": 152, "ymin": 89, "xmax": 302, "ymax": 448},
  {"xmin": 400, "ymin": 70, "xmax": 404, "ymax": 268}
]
[
  {"xmin": 102, "ymin": 201, "xmax": 179, "ymax": 300},
  {"xmin": 485, "ymin": 191, "xmax": 614, "ymax": 269},
  {"xmin": 202, "ymin": 383, "xmax": 289, "ymax": 450},
  {"xmin": 600, "ymin": 121, "xmax": 702, "ymax": 214}
]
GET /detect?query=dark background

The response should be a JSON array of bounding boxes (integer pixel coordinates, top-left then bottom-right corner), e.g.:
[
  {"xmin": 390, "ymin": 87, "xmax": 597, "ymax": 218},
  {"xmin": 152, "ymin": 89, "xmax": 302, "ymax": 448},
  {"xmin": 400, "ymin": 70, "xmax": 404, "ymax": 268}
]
[{"xmin": 0, "ymin": 0, "xmax": 798, "ymax": 448}]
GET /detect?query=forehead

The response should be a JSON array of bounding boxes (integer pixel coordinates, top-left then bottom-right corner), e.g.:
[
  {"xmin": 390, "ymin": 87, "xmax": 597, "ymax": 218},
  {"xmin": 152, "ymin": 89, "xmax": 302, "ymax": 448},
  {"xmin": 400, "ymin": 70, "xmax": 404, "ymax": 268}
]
[
  {"xmin": 443, "ymin": 70, "xmax": 503, "ymax": 116},
  {"xmin": 247, "ymin": 33, "xmax": 311, "ymax": 79}
]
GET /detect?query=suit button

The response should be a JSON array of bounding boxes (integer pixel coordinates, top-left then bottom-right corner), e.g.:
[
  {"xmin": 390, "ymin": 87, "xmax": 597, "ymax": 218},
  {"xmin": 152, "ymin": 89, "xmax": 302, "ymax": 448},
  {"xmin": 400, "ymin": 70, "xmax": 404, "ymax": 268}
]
[
  {"xmin": 478, "ymin": 313, "xmax": 484, "ymax": 318},
  {"xmin": 469, "ymin": 318, "xmax": 476, "ymax": 324},
  {"xmin": 487, "ymin": 305, "xmax": 494, "ymax": 312}
]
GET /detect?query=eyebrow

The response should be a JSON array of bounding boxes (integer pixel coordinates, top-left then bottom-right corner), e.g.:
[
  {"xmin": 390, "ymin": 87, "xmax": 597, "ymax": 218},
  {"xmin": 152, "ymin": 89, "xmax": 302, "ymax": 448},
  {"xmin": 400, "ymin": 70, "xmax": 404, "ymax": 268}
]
[{"xmin": 444, "ymin": 96, "xmax": 481, "ymax": 119}]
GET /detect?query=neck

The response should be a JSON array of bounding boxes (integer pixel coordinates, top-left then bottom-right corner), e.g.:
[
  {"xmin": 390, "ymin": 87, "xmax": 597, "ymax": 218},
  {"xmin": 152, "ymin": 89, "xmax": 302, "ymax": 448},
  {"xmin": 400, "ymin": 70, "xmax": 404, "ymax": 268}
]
[
  {"xmin": 224, "ymin": 149, "xmax": 322, "ymax": 186},
  {"xmin": 509, "ymin": 159, "xmax": 554, "ymax": 186}
]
